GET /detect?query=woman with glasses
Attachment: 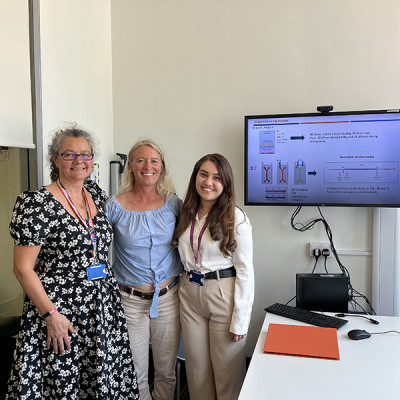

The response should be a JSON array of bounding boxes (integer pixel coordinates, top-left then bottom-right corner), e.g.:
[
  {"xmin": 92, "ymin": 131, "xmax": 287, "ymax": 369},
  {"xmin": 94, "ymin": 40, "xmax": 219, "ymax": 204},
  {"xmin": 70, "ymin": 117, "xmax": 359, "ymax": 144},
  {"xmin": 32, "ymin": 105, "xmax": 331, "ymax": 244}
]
[{"xmin": 7, "ymin": 125, "xmax": 139, "ymax": 399}]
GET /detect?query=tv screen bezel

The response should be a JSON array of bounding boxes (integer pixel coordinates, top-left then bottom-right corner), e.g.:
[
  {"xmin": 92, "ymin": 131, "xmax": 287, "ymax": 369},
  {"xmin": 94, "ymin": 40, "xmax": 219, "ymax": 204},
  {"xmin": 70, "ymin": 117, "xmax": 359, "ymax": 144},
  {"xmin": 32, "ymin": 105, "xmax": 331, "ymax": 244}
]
[{"xmin": 244, "ymin": 108, "xmax": 400, "ymax": 207}]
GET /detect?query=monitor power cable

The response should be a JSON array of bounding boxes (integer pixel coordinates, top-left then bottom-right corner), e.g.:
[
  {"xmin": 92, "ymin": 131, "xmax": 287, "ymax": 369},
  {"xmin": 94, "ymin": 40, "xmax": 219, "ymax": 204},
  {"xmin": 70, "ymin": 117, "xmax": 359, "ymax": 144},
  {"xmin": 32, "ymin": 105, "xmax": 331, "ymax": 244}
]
[
  {"xmin": 291, "ymin": 206, "xmax": 376, "ymax": 315},
  {"xmin": 311, "ymin": 248, "xmax": 321, "ymax": 273}
]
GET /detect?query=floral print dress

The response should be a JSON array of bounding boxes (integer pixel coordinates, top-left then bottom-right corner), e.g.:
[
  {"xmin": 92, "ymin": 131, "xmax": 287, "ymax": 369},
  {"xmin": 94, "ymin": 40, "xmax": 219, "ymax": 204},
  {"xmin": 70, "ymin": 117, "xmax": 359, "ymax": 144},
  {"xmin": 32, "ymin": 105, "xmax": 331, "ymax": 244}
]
[{"xmin": 6, "ymin": 181, "xmax": 139, "ymax": 400}]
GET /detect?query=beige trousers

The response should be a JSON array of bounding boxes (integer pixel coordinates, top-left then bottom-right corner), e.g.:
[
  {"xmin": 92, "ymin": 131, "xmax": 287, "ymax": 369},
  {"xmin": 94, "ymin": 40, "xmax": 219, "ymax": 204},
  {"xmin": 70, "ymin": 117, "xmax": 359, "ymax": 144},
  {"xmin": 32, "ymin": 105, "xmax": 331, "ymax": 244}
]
[
  {"xmin": 120, "ymin": 283, "xmax": 181, "ymax": 400},
  {"xmin": 179, "ymin": 271, "xmax": 246, "ymax": 400}
]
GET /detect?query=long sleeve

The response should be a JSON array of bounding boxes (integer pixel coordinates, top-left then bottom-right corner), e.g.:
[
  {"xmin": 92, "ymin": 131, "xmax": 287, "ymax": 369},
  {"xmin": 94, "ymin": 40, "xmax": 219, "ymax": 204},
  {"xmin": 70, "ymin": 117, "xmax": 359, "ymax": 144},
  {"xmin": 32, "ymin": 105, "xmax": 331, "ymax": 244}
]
[
  {"xmin": 230, "ymin": 209, "xmax": 254, "ymax": 334},
  {"xmin": 177, "ymin": 207, "xmax": 255, "ymax": 334}
]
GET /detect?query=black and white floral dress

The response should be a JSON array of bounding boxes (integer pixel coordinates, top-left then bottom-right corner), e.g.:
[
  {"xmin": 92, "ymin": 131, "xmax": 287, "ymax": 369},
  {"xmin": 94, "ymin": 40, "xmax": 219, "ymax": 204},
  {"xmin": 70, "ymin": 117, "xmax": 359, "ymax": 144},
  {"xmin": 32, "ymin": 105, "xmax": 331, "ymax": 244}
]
[{"xmin": 7, "ymin": 181, "xmax": 139, "ymax": 400}]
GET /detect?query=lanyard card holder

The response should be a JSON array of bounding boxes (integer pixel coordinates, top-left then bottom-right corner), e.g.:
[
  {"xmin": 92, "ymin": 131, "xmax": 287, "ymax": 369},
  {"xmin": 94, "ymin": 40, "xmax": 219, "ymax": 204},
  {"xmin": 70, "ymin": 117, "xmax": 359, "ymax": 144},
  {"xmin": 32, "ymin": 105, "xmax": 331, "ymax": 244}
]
[
  {"xmin": 189, "ymin": 270, "xmax": 204, "ymax": 286},
  {"xmin": 87, "ymin": 263, "xmax": 107, "ymax": 281}
]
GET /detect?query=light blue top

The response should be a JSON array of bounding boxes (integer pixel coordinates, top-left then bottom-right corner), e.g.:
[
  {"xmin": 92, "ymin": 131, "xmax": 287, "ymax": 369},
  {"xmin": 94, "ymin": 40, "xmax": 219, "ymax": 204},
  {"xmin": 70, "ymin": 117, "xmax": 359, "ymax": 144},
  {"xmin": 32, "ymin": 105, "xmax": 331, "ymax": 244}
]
[{"xmin": 105, "ymin": 194, "xmax": 183, "ymax": 317}]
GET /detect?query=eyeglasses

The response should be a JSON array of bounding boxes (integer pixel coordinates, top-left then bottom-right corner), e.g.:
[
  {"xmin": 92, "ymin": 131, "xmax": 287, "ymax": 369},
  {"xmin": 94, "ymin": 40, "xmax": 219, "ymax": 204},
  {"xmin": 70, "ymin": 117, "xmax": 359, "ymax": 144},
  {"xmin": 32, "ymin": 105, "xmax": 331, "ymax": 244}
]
[{"xmin": 57, "ymin": 152, "xmax": 94, "ymax": 161}]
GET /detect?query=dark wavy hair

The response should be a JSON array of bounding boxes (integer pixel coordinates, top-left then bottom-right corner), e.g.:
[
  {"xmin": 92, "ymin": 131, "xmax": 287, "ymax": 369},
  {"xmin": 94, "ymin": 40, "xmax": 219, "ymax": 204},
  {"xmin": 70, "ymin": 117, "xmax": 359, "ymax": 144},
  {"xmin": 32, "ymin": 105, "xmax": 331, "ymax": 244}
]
[
  {"xmin": 48, "ymin": 124, "xmax": 96, "ymax": 182},
  {"xmin": 172, "ymin": 153, "xmax": 237, "ymax": 257}
]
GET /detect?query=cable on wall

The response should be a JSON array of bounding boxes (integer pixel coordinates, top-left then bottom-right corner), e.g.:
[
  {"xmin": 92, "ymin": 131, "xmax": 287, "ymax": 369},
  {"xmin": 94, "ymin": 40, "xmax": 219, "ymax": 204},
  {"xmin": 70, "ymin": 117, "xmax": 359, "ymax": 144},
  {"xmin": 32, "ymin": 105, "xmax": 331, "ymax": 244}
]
[{"xmin": 291, "ymin": 206, "xmax": 376, "ymax": 315}]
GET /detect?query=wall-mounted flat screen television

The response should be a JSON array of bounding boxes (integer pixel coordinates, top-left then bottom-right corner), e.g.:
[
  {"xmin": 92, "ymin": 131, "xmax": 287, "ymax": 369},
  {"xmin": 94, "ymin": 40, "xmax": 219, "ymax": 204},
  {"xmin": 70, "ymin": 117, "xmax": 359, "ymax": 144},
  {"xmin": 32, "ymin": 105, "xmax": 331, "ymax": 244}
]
[{"xmin": 245, "ymin": 109, "xmax": 400, "ymax": 207}]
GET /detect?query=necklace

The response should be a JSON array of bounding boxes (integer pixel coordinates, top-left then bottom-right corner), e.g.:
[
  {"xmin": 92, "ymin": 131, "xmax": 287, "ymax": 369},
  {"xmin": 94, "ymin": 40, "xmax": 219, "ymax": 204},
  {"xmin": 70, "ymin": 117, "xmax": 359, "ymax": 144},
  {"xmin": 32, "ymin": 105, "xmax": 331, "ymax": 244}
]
[
  {"xmin": 56, "ymin": 180, "xmax": 87, "ymax": 216},
  {"xmin": 69, "ymin": 189, "xmax": 86, "ymax": 209},
  {"xmin": 56, "ymin": 179, "xmax": 98, "ymax": 263},
  {"xmin": 76, "ymin": 200, "xmax": 86, "ymax": 210}
]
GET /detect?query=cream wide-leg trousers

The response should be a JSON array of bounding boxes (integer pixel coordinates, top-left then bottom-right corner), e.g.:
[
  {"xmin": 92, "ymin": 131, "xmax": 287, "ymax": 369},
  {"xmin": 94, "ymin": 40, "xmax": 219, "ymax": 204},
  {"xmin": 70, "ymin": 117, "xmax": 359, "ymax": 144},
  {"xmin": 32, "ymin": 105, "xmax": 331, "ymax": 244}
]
[
  {"xmin": 121, "ymin": 283, "xmax": 181, "ymax": 400},
  {"xmin": 179, "ymin": 271, "xmax": 246, "ymax": 400}
]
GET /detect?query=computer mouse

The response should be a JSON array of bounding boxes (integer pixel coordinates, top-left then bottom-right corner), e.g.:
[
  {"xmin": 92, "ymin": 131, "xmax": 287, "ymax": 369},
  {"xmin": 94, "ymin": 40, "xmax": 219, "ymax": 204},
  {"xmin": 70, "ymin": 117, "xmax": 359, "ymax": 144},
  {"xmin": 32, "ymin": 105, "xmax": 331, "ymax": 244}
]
[{"xmin": 347, "ymin": 329, "xmax": 371, "ymax": 340}]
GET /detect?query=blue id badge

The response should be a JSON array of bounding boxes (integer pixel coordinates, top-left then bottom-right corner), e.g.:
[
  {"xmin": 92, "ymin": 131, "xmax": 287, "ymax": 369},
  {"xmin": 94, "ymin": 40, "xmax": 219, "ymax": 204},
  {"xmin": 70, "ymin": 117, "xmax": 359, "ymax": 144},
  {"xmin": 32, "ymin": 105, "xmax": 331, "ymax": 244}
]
[
  {"xmin": 86, "ymin": 263, "xmax": 107, "ymax": 281},
  {"xmin": 189, "ymin": 270, "xmax": 204, "ymax": 286}
]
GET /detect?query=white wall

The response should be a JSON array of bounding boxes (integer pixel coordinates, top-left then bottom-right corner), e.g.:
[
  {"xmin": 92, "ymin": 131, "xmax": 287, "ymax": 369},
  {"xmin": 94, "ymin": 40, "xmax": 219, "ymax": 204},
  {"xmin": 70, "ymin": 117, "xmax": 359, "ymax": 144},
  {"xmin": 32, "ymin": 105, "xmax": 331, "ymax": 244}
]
[
  {"xmin": 39, "ymin": 0, "xmax": 113, "ymax": 190},
  {"xmin": 110, "ymin": 0, "xmax": 400, "ymax": 354},
  {"xmin": 0, "ymin": 0, "xmax": 33, "ymax": 149}
]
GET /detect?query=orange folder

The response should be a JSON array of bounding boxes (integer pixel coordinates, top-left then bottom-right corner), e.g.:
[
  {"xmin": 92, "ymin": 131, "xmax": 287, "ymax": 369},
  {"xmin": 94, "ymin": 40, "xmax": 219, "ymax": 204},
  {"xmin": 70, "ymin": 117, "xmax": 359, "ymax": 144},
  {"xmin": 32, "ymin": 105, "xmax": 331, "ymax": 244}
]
[{"xmin": 263, "ymin": 323, "xmax": 340, "ymax": 360}]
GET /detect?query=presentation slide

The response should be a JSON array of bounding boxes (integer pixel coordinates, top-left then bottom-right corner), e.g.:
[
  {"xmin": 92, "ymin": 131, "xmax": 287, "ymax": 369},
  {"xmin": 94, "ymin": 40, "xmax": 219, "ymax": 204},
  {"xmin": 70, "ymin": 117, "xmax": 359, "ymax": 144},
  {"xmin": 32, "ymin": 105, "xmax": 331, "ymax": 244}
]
[{"xmin": 246, "ymin": 112, "xmax": 400, "ymax": 205}]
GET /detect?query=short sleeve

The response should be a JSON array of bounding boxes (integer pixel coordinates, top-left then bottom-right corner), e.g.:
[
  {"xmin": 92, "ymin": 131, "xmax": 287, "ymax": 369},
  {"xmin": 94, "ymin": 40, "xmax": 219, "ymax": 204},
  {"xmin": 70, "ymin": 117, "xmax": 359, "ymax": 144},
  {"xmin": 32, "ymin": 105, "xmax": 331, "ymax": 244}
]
[
  {"xmin": 167, "ymin": 194, "xmax": 183, "ymax": 218},
  {"xmin": 9, "ymin": 191, "xmax": 54, "ymax": 246},
  {"xmin": 104, "ymin": 196, "xmax": 117, "ymax": 225},
  {"xmin": 84, "ymin": 180, "xmax": 109, "ymax": 211}
]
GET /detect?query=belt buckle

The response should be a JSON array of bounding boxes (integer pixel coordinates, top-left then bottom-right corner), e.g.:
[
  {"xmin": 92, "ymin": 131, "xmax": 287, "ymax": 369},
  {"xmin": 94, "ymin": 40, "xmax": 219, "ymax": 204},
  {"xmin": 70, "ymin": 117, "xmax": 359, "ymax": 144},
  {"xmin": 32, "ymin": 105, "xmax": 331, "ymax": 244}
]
[
  {"xmin": 168, "ymin": 276, "xmax": 177, "ymax": 290},
  {"xmin": 141, "ymin": 290, "xmax": 154, "ymax": 299},
  {"xmin": 189, "ymin": 270, "xmax": 204, "ymax": 286}
]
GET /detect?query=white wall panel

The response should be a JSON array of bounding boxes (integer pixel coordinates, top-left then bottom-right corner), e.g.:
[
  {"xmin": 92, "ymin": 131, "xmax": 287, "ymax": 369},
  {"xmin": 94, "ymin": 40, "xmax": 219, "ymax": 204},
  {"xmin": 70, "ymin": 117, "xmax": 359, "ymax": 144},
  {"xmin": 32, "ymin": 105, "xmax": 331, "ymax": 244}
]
[
  {"xmin": 0, "ymin": 1, "xmax": 34, "ymax": 149},
  {"xmin": 39, "ymin": 0, "xmax": 113, "ymax": 190}
]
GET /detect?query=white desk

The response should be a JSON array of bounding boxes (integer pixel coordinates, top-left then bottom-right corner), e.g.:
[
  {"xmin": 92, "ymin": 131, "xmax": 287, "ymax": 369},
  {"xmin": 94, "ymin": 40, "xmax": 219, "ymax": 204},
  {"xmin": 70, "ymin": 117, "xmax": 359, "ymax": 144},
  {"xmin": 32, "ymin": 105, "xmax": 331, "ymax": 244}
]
[{"xmin": 239, "ymin": 312, "xmax": 400, "ymax": 399}]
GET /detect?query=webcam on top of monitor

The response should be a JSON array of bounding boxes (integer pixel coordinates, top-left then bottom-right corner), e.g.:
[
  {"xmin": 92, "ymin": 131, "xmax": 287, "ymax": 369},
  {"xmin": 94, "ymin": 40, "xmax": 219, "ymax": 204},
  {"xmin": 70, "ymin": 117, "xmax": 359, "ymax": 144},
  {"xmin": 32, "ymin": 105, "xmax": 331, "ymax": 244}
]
[{"xmin": 317, "ymin": 105, "xmax": 333, "ymax": 112}]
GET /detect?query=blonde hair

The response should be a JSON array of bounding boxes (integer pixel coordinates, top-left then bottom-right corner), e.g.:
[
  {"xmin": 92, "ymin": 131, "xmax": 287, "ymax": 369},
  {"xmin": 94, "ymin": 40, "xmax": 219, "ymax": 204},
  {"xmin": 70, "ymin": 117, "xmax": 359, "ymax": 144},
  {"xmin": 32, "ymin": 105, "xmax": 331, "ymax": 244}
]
[{"xmin": 119, "ymin": 139, "xmax": 175, "ymax": 197}]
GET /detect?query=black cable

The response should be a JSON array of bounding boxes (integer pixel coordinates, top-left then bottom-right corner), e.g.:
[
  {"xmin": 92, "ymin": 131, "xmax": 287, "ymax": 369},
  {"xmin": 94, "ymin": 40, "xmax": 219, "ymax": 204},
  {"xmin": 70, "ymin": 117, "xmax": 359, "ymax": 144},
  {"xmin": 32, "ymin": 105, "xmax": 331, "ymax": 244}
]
[
  {"xmin": 285, "ymin": 295, "xmax": 296, "ymax": 306},
  {"xmin": 291, "ymin": 206, "xmax": 376, "ymax": 315},
  {"xmin": 311, "ymin": 249, "xmax": 320, "ymax": 274},
  {"xmin": 335, "ymin": 313, "xmax": 379, "ymax": 324},
  {"xmin": 323, "ymin": 254, "xmax": 328, "ymax": 273}
]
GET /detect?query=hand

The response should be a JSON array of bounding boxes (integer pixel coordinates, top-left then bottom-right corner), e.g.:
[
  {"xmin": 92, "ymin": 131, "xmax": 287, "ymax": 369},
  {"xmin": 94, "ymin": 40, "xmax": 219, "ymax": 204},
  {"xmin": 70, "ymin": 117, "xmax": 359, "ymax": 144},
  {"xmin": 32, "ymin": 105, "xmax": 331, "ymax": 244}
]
[
  {"xmin": 45, "ymin": 311, "xmax": 77, "ymax": 355},
  {"xmin": 230, "ymin": 332, "xmax": 246, "ymax": 342}
]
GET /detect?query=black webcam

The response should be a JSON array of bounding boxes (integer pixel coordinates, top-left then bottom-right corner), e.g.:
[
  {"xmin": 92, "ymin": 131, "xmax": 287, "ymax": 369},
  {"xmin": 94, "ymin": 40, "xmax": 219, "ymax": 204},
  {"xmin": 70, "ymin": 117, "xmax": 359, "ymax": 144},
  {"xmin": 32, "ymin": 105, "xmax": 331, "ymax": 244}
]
[{"xmin": 317, "ymin": 105, "xmax": 333, "ymax": 112}]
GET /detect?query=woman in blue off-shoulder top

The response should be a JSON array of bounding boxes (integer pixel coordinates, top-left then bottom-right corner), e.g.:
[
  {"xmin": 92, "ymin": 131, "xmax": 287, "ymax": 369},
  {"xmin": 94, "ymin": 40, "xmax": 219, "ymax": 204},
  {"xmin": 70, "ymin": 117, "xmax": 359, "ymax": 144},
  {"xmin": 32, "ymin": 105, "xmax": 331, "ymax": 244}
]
[{"xmin": 105, "ymin": 139, "xmax": 183, "ymax": 400}]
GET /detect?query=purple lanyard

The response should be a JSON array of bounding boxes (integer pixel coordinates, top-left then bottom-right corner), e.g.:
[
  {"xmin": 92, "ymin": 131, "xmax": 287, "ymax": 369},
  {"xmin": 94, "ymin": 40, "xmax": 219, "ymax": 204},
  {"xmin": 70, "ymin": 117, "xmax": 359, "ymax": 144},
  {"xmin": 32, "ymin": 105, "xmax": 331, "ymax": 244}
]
[
  {"xmin": 190, "ymin": 210, "xmax": 210, "ymax": 267},
  {"xmin": 56, "ymin": 180, "xmax": 98, "ymax": 261}
]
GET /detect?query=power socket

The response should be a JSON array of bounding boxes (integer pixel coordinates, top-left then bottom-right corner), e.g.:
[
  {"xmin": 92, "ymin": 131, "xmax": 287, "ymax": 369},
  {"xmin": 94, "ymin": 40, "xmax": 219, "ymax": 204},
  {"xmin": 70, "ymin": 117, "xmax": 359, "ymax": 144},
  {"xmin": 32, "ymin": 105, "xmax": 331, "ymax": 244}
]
[{"xmin": 309, "ymin": 242, "xmax": 332, "ymax": 257}]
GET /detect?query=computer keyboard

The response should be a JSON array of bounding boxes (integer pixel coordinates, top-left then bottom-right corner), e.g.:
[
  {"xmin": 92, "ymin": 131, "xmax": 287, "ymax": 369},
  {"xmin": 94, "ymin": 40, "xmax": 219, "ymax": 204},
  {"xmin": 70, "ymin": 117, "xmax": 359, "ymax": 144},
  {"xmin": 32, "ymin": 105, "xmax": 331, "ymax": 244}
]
[{"xmin": 264, "ymin": 303, "xmax": 348, "ymax": 330}]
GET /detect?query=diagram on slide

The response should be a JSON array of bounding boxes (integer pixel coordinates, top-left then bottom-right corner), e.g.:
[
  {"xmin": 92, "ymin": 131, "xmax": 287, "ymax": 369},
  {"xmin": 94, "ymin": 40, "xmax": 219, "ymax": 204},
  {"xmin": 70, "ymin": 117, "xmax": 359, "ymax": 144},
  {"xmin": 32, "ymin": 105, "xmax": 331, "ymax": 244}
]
[
  {"xmin": 259, "ymin": 131, "xmax": 275, "ymax": 154},
  {"xmin": 277, "ymin": 162, "xmax": 288, "ymax": 184},
  {"xmin": 325, "ymin": 162, "xmax": 398, "ymax": 183},
  {"xmin": 261, "ymin": 163, "xmax": 273, "ymax": 184},
  {"xmin": 265, "ymin": 188, "xmax": 287, "ymax": 201},
  {"xmin": 294, "ymin": 160, "xmax": 306, "ymax": 185}
]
